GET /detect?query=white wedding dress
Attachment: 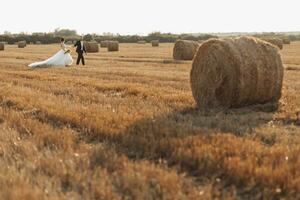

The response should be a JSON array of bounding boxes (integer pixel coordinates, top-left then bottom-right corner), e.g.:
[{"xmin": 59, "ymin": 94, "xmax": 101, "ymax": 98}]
[{"xmin": 28, "ymin": 42, "xmax": 73, "ymax": 68}]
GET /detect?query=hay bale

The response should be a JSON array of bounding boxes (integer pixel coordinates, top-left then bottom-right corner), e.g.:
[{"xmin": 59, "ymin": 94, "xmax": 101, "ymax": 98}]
[
  {"xmin": 173, "ymin": 40, "xmax": 199, "ymax": 60},
  {"xmin": 282, "ymin": 38, "xmax": 291, "ymax": 44},
  {"xmin": 190, "ymin": 36, "xmax": 284, "ymax": 109},
  {"xmin": 137, "ymin": 40, "xmax": 147, "ymax": 44},
  {"xmin": 85, "ymin": 41, "xmax": 99, "ymax": 53},
  {"xmin": 0, "ymin": 42, "xmax": 4, "ymax": 51},
  {"xmin": 36, "ymin": 41, "xmax": 42, "ymax": 45},
  {"xmin": 18, "ymin": 41, "xmax": 26, "ymax": 48},
  {"xmin": 66, "ymin": 41, "xmax": 73, "ymax": 45},
  {"xmin": 100, "ymin": 41, "xmax": 109, "ymax": 48},
  {"xmin": 107, "ymin": 41, "xmax": 119, "ymax": 51},
  {"xmin": 264, "ymin": 38, "xmax": 283, "ymax": 50},
  {"xmin": 151, "ymin": 40, "xmax": 159, "ymax": 47}
]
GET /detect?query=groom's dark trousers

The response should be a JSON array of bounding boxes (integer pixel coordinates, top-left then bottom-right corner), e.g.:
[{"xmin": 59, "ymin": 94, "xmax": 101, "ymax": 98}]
[
  {"xmin": 74, "ymin": 40, "xmax": 87, "ymax": 66},
  {"xmin": 76, "ymin": 52, "xmax": 85, "ymax": 65}
]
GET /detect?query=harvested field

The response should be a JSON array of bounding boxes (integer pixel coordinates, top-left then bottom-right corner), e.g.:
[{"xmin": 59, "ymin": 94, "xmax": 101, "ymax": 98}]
[{"xmin": 0, "ymin": 42, "xmax": 299, "ymax": 199}]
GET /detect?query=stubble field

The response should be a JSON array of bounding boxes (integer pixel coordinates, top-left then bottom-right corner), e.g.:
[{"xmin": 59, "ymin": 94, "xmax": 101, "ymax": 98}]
[{"xmin": 0, "ymin": 42, "xmax": 299, "ymax": 199}]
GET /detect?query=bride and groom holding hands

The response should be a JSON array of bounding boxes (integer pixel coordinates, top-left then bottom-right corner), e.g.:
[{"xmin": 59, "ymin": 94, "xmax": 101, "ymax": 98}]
[{"xmin": 28, "ymin": 37, "xmax": 87, "ymax": 68}]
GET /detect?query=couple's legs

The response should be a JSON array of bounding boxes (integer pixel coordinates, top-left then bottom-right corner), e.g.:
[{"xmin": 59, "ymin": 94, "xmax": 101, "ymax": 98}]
[{"xmin": 76, "ymin": 53, "xmax": 85, "ymax": 65}]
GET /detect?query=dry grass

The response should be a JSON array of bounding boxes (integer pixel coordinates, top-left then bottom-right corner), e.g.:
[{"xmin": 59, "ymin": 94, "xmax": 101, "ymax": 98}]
[
  {"xmin": 0, "ymin": 42, "xmax": 299, "ymax": 199},
  {"xmin": 137, "ymin": 41, "xmax": 147, "ymax": 44}
]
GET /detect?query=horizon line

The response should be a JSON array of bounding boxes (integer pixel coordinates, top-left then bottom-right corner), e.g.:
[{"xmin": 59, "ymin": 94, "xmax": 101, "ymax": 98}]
[{"xmin": 1, "ymin": 30, "xmax": 300, "ymax": 36}]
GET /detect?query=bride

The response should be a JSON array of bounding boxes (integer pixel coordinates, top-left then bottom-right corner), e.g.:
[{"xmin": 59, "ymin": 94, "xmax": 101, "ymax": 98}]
[{"xmin": 28, "ymin": 38, "xmax": 73, "ymax": 68}]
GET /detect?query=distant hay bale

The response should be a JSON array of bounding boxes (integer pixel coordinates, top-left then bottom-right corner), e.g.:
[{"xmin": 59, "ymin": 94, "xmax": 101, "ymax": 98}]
[
  {"xmin": 18, "ymin": 41, "xmax": 26, "ymax": 48},
  {"xmin": 0, "ymin": 42, "xmax": 4, "ymax": 51},
  {"xmin": 190, "ymin": 36, "xmax": 284, "ymax": 109},
  {"xmin": 151, "ymin": 40, "xmax": 159, "ymax": 47},
  {"xmin": 282, "ymin": 38, "xmax": 291, "ymax": 44},
  {"xmin": 137, "ymin": 40, "xmax": 147, "ymax": 44},
  {"xmin": 264, "ymin": 38, "xmax": 283, "ymax": 50},
  {"xmin": 85, "ymin": 41, "xmax": 99, "ymax": 53},
  {"xmin": 36, "ymin": 41, "xmax": 42, "ymax": 45},
  {"xmin": 100, "ymin": 41, "xmax": 109, "ymax": 48},
  {"xmin": 107, "ymin": 41, "xmax": 119, "ymax": 51},
  {"xmin": 66, "ymin": 41, "xmax": 73, "ymax": 45},
  {"xmin": 173, "ymin": 40, "xmax": 199, "ymax": 60}
]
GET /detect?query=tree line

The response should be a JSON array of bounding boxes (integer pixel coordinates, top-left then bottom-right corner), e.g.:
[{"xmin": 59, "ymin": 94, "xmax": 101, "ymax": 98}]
[
  {"xmin": 1, "ymin": 29, "xmax": 300, "ymax": 44},
  {"xmin": 0, "ymin": 29, "xmax": 217, "ymax": 44}
]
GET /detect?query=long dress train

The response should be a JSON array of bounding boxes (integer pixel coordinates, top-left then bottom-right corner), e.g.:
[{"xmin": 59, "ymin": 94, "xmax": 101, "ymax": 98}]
[{"xmin": 28, "ymin": 42, "xmax": 73, "ymax": 68}]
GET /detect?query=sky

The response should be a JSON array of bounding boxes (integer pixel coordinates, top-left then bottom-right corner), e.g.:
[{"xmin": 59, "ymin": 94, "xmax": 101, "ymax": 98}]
[{"xmin": 1, "ymin": 0, "xmax": 300, "ymax": 35}]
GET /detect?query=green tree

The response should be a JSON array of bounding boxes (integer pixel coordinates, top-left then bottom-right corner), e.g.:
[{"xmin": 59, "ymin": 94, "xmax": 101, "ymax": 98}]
[{"xmin": 54, "ymin": 28, "xmax": 78, "ymax": 37}]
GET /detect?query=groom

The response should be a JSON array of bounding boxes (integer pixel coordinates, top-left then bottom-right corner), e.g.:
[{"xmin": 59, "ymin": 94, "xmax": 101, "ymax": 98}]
[{"xmin": 74, "ymin": 37, "xmax": 87, "ymax": 66}]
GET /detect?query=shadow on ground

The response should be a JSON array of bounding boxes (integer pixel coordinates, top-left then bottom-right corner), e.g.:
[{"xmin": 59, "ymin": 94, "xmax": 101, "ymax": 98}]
[{"xmin": 110, "ymin": 103, "xmax": 278, "ymax": 160}]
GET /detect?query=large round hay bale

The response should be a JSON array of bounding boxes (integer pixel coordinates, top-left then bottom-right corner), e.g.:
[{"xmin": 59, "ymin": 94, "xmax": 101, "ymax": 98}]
[
  {"xmin": 36, "ymin": 41, "xmax": 42, "ymax": 45},
  {"xmin": 173, "ymin": 40, "xmax": 199, "ymax": 60},
  {"xmin": 85, "ymin": 41, "xmax": 99, "ymax": 53},
  {"xmin": 107, "ymin": 41, "xmax": 119, "ymax": 51},
  {"xmin": 151, "ymin": 40, "xmax": 159, "ymax": 47},
  {"xmin": 18, "ymin": 41, "xmax": 26, "ymax": 48},
  {"xmin": 264, "ymin": 38, "xmax": 283, "ymax": 50},
  {"xmin": 100, "ymin": 41, "xmax": 109, "ymax": 48},
  {"xmin": 137, "ymin": 40, "xmax": 147, "ymax": 44},
  {"xmin": 0, "ymin": 42, "xmax": 4, "ymax": 51},
  {"xmin": 190, "ymin": 36, "xmax": 284, "ymax": 109},
  {"xmin": 282, "ymin": 38, "xmax": 291, "ymax": 44}
]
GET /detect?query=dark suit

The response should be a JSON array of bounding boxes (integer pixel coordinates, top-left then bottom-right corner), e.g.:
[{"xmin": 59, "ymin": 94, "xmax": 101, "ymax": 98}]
[{"xmin": 74, "ymin": 40, "xmax": 87, "ymax": 65}]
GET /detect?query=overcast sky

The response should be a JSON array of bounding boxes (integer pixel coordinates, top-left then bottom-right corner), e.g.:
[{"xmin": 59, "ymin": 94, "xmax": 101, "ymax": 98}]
[{"xmin": 1, "ymin": 0, "xmax": 299, "ymax": 35}]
